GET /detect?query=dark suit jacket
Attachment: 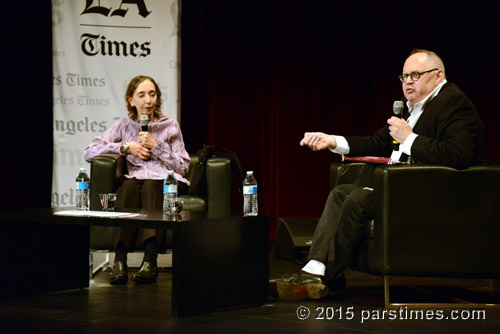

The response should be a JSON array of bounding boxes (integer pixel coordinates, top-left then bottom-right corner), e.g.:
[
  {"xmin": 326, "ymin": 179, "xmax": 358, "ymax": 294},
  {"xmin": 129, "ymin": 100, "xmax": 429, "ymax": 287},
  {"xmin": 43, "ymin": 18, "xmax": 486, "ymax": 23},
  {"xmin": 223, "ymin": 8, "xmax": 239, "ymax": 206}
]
[{"xmin": 345, "ymin": 82, "xmax": 484, "ymax": 169}]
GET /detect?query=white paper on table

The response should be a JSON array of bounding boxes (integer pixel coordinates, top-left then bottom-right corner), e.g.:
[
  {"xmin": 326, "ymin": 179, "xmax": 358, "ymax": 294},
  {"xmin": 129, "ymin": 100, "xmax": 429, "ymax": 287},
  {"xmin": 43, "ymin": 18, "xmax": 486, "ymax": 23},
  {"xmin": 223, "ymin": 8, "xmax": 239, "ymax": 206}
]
[{"xmin": 54, "ymin": 210, "xmax": 141, "ymax": 218}]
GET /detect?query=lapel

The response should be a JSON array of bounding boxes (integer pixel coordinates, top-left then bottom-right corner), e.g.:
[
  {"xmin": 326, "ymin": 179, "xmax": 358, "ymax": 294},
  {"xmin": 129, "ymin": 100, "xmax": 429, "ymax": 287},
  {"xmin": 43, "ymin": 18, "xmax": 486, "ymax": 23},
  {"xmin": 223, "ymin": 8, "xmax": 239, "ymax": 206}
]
[{"xmin": 411, "ymin": 82, "xmax": 451, "ymax": 135}]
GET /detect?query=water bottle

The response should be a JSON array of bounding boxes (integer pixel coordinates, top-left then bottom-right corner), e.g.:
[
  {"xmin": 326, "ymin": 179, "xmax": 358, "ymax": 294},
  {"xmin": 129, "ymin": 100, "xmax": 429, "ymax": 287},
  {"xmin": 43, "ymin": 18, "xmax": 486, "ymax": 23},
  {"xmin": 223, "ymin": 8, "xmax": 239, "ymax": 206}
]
[
  {"xmin": 163, "ymin": 170, "xmax": 178, "ymax": 214},
  {"xmin": 243, "ymin": 171, "xmax": 258, "ymax": 216},
  {"xmin": 76, "ymin": 167, "xmax": 90, "ymax": 210}
]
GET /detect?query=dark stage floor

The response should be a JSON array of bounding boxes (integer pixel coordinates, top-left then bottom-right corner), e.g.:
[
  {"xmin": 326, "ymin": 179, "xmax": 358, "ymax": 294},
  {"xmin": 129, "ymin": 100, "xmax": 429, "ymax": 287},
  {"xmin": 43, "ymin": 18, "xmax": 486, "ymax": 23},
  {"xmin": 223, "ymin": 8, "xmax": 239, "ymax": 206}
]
[{"xmin": 0, "ymin": 247, "xmax": 499, "ymax": 334}]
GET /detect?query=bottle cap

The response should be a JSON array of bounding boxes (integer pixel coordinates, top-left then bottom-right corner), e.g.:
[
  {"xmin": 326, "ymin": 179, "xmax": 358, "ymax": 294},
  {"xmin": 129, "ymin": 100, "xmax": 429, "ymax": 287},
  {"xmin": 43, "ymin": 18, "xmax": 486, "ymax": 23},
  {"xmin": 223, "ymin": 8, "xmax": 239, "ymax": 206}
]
[
  {"xmin": 247, "ymin": 171, "xmax": 253, "ymax": 175},
  {"xmin": 80, "ymin": 167, "xmax": 86, "ymax": 172}
]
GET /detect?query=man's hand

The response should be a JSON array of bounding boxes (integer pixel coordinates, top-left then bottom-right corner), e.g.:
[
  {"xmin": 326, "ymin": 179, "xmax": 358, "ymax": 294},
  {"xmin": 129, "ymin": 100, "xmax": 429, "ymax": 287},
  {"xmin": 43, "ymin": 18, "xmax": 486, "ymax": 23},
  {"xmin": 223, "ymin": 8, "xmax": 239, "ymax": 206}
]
[
  {"xmin": 300, "ymin": 132, "xmax": 337, "ymax": 151},
  {"xmin": 387, "ymin": 117, "xmax": 413, "ymax": 144}
]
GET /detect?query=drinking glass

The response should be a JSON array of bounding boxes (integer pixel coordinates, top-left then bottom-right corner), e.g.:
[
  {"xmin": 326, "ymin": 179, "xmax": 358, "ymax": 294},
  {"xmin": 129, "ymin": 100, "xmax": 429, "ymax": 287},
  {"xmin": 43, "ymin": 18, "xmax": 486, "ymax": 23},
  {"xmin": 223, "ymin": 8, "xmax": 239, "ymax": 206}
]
[
  {"xmin": 107, "ymin": 193, "xmax": 117, "ymax": 212},
  {"xmin": 173, "ymin": 198, "xmax": 184, "ymax": 215},
  {"xmin": 99, "ymin": 194, "xmax": 109, "ymax": 211}
]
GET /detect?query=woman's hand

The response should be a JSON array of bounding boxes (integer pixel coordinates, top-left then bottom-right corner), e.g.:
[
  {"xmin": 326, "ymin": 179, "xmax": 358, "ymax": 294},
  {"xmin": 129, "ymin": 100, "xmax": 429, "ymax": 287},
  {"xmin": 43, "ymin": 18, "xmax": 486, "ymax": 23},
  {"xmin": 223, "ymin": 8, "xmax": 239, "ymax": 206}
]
[
  {"xmin": 129, "ymin": 141, "xmax": 151, "ymax": 160},
  {"xmin": 138, "ymin": 131, "xmax": 158, "ymax": 150}
]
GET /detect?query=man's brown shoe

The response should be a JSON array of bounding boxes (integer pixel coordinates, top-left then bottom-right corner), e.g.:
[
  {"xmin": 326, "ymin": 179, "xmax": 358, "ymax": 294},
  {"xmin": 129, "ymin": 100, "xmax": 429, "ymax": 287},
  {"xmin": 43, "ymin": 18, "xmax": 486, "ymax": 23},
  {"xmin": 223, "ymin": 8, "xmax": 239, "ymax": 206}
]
[{"xmin": 269, "ymin": 270, "xmax": 330, "ymax": 300}]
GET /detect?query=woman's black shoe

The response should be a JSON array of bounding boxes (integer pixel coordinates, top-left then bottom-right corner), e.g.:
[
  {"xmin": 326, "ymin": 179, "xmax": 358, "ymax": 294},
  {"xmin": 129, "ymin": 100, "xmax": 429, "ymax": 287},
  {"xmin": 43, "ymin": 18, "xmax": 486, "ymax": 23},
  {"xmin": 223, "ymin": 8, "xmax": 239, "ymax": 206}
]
[
  {"xmin": 109, "ymin": 261, "xmax": 128, "ymax": 285},
  {"xmin": 131, "ymin": 261, "xmax": 159, "ymax": 284}
]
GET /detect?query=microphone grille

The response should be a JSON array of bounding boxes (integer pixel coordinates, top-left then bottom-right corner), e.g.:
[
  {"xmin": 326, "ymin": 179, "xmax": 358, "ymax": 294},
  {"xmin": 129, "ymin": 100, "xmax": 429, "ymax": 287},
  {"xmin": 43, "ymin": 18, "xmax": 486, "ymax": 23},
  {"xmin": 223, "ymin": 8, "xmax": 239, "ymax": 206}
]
[
  {"xmin": 393, "ymin": 100, "xmax": 404, "ymax": 114},
  {"xmin": 140, "ymin": 114, "xmax": 149, "ymax": 125}
]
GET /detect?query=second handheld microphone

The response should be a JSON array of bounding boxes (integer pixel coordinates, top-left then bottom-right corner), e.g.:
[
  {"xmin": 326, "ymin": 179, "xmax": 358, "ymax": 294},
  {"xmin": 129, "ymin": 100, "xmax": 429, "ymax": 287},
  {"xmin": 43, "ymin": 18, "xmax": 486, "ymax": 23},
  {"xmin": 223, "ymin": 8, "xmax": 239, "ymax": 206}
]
[{"xmin": 392, "ymin": 100, "xmax": 404, "ymax": 151}]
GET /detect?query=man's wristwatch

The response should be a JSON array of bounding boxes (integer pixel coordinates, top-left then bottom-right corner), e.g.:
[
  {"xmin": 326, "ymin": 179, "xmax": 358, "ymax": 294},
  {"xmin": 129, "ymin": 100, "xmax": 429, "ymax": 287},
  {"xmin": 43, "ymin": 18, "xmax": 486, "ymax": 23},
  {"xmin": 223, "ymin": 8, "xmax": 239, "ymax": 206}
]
[{"xmin": 123, "ymin": 142, "xmax": 130, "ymax": 154}]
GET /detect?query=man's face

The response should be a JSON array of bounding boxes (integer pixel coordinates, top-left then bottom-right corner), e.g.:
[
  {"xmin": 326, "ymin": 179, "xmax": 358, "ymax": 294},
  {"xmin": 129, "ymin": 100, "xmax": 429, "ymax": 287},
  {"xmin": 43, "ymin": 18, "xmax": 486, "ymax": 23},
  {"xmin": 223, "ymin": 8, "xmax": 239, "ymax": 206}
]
[{"xmin": 401, "ymin": 53, "xmax": 443, "ymax": 106}]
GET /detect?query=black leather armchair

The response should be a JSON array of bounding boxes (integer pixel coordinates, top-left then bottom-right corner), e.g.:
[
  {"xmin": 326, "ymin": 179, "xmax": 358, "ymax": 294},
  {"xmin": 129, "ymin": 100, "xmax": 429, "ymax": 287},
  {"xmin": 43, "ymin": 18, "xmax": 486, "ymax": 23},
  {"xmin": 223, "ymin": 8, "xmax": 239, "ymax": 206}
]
[
  {"xmin": 88, "ymin": 152, "xmax": 235, "ymax": 251},
  {"xmin": 330, "ymin": 160, "xmax": 500, "ymax": 307}
]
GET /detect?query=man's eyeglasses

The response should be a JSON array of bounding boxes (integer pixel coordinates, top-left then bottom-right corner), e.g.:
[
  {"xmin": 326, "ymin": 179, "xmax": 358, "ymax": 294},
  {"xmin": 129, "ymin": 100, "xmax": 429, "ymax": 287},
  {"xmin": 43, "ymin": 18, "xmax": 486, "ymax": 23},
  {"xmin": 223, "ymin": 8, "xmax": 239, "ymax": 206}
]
[{"xmin": 399, "ymin": 69, "xmax": 438, "ymax": 83}]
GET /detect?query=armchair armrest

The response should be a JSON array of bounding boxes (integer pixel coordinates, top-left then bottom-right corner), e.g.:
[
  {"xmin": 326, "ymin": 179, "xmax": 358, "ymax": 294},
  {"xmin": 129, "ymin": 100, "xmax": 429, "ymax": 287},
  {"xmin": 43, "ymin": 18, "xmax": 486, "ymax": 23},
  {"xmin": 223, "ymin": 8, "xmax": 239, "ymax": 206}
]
[
  {"xmin": 89, "ymin": 154, "xmax": 124, "ymax": 211},
  {"xmin": 373, "ymin": 165, "xmax": 500, "ymax": 277},
  {"xmin": 182, "ymin": 154, "xmax": 233, "ymax": 217},
  {"xmin": 206, "ymin": 156, "xmax": 232, "ymax": 218}
]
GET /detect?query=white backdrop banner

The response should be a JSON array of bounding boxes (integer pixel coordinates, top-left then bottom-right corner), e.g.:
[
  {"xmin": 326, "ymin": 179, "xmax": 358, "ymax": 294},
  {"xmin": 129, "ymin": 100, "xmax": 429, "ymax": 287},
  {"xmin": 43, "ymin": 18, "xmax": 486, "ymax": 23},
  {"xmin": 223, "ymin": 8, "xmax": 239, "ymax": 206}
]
[{"xmin": 51, "ymin": 0, "xmax": 180, "ymax": 207}]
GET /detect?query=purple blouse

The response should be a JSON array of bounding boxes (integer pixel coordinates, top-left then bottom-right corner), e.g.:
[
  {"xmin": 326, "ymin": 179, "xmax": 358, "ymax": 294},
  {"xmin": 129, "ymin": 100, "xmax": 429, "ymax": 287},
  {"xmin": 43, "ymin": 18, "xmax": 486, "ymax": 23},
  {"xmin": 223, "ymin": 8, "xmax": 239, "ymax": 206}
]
[{"xmin": 84, "ymin": 115, "xmax": 190, "ymax": 185}]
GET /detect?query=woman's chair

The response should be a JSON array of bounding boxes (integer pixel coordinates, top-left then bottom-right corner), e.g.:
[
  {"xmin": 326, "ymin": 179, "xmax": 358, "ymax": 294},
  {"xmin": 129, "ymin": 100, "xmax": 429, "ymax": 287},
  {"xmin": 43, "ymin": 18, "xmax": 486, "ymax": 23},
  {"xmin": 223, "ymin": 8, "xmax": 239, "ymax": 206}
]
[{"xmin": 88, "ymin": 151, "xmax": 237, "ymax": 275}]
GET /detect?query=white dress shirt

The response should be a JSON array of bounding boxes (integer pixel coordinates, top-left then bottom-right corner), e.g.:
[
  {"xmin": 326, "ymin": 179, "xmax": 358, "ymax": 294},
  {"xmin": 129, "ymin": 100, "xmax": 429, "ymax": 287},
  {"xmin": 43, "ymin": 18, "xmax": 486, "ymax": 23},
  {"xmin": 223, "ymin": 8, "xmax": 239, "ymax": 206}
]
[{"xmin": 331, "ymin": 79, "xmax": 448, "ymax": 164}]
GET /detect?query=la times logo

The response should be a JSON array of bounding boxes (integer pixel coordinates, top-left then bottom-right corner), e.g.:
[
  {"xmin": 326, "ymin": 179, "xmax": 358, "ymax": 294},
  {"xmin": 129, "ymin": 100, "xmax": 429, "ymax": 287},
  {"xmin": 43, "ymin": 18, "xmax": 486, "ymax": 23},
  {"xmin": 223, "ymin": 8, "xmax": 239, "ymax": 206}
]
[
  {"xmin": 81, "ymin": 0, "xmax": 151, "ymax": 18},
  {"xmin": 80, "ymin": 0, "xmax": 152, "ymax": 58}
]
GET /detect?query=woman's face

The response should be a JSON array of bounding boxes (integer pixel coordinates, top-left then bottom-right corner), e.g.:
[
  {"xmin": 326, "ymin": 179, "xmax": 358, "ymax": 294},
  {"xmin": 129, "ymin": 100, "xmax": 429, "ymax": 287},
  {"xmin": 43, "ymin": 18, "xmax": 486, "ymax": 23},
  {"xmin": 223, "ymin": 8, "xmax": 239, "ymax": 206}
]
[{"xmin": 128, "ymin": 79, "xmax": 157, "ymax": 119}]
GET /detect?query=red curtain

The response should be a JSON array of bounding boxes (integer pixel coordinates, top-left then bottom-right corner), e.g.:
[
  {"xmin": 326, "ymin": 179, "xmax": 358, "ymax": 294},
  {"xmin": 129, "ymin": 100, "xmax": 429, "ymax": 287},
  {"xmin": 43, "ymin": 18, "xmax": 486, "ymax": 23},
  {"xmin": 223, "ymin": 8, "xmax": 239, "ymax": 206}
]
[{"xmin": 181, "ymin": 1, "xmax": 500, "ymax": 239}]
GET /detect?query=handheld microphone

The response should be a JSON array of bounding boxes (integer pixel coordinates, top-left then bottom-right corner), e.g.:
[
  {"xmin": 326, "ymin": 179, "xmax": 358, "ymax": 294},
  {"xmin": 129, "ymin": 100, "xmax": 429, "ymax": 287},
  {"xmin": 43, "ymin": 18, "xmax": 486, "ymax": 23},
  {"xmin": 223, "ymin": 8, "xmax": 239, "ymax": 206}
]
[
  {"xmin": 392, "ymin": 101, "xmax": 404, "ymax": 151},
  {"xmin": 140, "ymin": 114, "xmax": 149, "ymax": 132}
]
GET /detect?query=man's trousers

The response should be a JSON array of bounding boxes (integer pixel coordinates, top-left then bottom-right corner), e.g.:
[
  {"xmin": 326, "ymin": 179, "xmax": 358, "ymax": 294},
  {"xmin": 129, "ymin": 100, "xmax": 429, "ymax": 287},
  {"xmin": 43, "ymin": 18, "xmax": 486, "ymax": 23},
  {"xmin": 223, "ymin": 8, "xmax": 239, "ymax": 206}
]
[{"xmin": 306, "ymin": 183, "xmax": 375, "ymax": 281}]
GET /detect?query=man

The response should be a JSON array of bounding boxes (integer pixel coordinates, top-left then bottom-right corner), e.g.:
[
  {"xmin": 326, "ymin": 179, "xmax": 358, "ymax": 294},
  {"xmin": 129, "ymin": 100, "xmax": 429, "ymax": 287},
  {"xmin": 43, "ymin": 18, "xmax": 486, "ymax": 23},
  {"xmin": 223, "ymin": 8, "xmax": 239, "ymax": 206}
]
[{"xmin": 270, "ymin": 49, "xmax": 484, "ymax": 300}]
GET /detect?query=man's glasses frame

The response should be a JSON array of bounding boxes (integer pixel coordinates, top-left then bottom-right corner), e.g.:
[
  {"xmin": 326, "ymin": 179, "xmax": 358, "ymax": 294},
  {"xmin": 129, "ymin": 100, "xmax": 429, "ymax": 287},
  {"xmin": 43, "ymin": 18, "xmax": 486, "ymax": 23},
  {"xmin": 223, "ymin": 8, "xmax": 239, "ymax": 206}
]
[{"xmin": 399, "ymin": 69, "xmax": 438, "ymax": 83}]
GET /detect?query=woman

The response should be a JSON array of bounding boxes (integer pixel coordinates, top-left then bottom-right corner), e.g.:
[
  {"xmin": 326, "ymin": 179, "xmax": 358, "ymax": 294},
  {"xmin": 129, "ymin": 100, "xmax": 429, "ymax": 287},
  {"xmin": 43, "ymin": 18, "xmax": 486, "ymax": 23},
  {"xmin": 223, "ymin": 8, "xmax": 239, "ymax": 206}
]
[{"xmin": 84, "ymin": 75, "xmax": 190, "ymax": 284}]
